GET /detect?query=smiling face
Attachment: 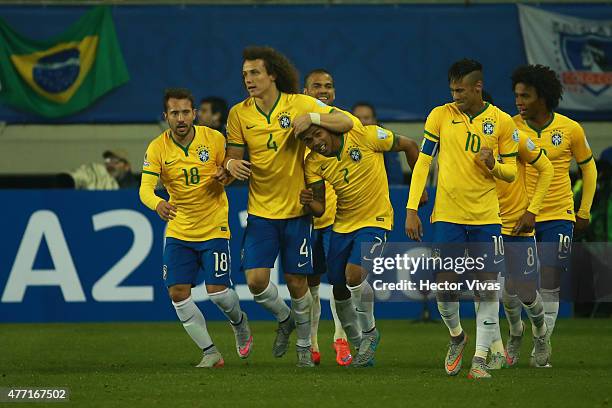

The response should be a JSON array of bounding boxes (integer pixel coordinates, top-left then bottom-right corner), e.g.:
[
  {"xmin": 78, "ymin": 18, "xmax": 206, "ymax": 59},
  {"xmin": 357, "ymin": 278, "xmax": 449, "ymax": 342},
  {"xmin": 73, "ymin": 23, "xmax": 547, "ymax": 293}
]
[
  {"xmin": 242, "ymin": 59, "xmax": 276, "ymax": 98},
  {"xmin": 164, "ymin": 97, "xmax": 195, "ymax": 138},
  {"xmin": 299, "ymin": 125, "xmax": 338, "ymax": 157},
  {"xmin": 514, "ymin": 82, "xmax": 547, "ymax": 121},
  {"xmin": 304, "ymin": 72, "xmax": 335, "ymax": 105}
]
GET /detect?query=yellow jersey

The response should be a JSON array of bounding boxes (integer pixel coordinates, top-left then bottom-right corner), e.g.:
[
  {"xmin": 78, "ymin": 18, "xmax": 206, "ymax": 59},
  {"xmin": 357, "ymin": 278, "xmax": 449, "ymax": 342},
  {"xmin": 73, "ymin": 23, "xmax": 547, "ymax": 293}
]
[
  {"xmin": 305, "ymin": 124, "xmax": 394, "ymax": 233},
  {"xmin": 423, "ymin": 102, "xmax": 518, "ymax": 225},
  {"xmin": 227, "ymin": 92, "xmax": 333, "ymax": 219},
  {"xmin": 141, "ymin": 126, "xmax": 229, "ymax": 241},
  {"xmin": 515, "ymin": 113, "xmax": 593, "ymax": 222},
  {"xmin": 496, "ymin": 132, "xmax": 548, "ymax": 236}
]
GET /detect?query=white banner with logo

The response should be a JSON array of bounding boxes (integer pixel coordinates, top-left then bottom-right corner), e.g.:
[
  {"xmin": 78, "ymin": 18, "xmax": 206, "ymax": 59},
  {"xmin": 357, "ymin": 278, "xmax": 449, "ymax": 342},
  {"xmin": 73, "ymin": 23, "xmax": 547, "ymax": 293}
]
[{"xmin": 518, "ymin": 5, "xmax": 612, "ymax": 111}]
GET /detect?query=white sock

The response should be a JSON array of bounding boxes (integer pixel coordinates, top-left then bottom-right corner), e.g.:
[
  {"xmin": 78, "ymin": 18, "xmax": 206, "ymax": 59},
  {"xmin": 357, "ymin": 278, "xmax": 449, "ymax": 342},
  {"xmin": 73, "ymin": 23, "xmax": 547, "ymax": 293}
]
[
  {"xmin": 334, "ymin": 297, "xmax": 362, "ymax": 347},
  {"xmin": 330, "ymin": 289, "xmax": 347, "ymax": 341},
  {"xmin": 524, "ymin": 291, "xmax": 547, "ymax": 337},
  {"xmin": 475, "ymin": 284, "xmax": 499, "ymax": 359},
  {"xmin": 172, "ymin": 296, "xmax": 213, "ymax": 350},
  {"xmin": 348, "ymin": 280, "xmax": 376, "ymax": 333},
  {"xmin": 437, "ymin": 299, "xmax": 462, "ymax": 337},
  {"xmin": 208, "ymin": 288, "xmax": 242, "ymax": 324},
  {"xmin": 309, "ymin": 285, "xmax": 321, "ymax": 352},
  {"xmin": 503, "ymin": 289, "xmax": 524, "ymax": 337},
  {"xmin": 541, "ymin": 287, "xmax": 560, "ymax": 336},
  {"xmin": 292, "ymin": 291, "xmax": 313, "ymax": 348},
  {"xmin": 253, "ymin": 282, "xmax": 291, "ymax": 322}
]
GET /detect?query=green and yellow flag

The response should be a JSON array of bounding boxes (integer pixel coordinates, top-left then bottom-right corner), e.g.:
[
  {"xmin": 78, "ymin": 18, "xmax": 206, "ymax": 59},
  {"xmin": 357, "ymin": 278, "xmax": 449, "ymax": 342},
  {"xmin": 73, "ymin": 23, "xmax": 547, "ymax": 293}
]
[{"xmin": 0, "ymin": 6, "xmax": 129, "ymax": 118}]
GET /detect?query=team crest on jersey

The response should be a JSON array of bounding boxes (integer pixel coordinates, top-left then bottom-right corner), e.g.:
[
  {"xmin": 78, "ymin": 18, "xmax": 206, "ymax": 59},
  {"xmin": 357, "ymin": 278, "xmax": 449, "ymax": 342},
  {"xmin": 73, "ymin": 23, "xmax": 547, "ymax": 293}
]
[
  {"xmin": 551, "ymin": 131, "xmax": 563, "ymax": 147},
  {"xmin": 349, "ymin": 147, "xmax": 362, "ymax": 162},
  {"xmin": 162, "ymin": 265, "xmax": 168, "ymax": 280},
  {"xmin": 143, "ymin": 152, "xmax": 150, "ymax": 167},
  {"xmin": 482, "ymin": 120, "xmax": 495, "ymax": 135},
  {"xmin": 512, "ymin": 129, "xmax": 519, "ymax": 143},
  {"xmin": 278, "ymin": 112, "xmax": 291, "ymax": 129},
  {"xmin": 197, "ymin": 145, "xmax": 210, "ymax": 162}
]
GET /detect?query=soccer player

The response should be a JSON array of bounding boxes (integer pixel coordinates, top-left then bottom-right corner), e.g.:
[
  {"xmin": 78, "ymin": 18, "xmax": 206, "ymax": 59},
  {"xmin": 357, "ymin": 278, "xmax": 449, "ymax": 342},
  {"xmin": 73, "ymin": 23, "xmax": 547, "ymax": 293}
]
[
  {"xmin": 494, "ymin": 124, "xmax": 554, "ymax": 369},
  {"xmin": 303, "ymin": 68, "xmax": 352, "ymax": 366},
  {"xmin": 224, "ymin": 47, "xmax": 353, "ymax": 367},
  {"xmin": 139, "ymin": 88, "xmax": 252, "ymax": 368},
  {"xmin": 511, "ymin": 65, "xmax": 597, "ymax": 366},
  {"xmin": 297, "ymin": 120, "xmax": 421, "ymax": 367},
  {"xmin": 405, "ymin": 59, "xmax": 518, "ymax": 379}
]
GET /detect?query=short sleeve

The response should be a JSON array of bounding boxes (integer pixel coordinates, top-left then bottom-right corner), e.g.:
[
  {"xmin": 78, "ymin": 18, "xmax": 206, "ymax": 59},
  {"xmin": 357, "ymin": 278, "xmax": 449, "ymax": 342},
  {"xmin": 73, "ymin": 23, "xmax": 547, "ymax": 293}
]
[
  {"xmin": 518, "ymin": 132, "xmax": 543, "ymax": 165},
  {"xmin": 212, "ymin": 129, "xmax": 226, "ymax": 165},
  {"xmin": 570, "ymin": 123, "xmax": 593, "ymax": 165},
  {"xmin": 498, "ymin": 114, "xmax": 519, "ymax": 158},
  {"xmin": 142, "ymin": 139, "xmax": 161, "ymax": 177},
  {"xmin": 363, "ymin": 125, "xmax": 394, "ymax": 152},
  {"xmin": 305, "ymin": 155, "xmax": 323, "ymax": 186},
  {"xmin": 226, "ymin": 106, "xmax": 245, "ymax": 147}
]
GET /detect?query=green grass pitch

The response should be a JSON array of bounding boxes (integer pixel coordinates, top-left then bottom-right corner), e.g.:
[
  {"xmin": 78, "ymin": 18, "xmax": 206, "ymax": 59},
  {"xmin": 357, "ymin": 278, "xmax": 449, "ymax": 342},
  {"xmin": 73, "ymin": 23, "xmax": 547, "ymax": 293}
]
[{"xmin": 2, "ymin": 318, "xmax": 611, "ymax": 407}]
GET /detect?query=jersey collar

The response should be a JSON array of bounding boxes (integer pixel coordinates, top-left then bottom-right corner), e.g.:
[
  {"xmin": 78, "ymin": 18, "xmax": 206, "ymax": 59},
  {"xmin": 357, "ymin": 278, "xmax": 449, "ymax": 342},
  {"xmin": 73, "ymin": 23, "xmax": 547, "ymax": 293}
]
[
  {"xmin": 254, "ymin": 91, "xmax": 282, "ymax": 124},
  {"xmin": 526, "ymin": 112, "xmax": 555, "ymax": 136},
  {"xmin": 169, "ymin": 126, "xmax": 195, "ymax": 156}
]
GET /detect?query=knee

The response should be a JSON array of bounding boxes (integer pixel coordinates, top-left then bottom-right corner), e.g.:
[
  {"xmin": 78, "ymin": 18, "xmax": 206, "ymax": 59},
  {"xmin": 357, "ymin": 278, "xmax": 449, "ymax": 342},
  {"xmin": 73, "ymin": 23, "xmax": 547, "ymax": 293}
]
[
  {"xmin": 333, "ymin": 284, "xmax": 350, "ymax": 301},
  {"xmin": 168, "ymin": 285, "xmax": 191, "ymax": 303},
  {"xmin": 308, "ymin": 274, "xmax": 321, "ymax": 287},
  {"xmin": 246, "ymin": 270, "xmax": 270, "ymax": 295}
]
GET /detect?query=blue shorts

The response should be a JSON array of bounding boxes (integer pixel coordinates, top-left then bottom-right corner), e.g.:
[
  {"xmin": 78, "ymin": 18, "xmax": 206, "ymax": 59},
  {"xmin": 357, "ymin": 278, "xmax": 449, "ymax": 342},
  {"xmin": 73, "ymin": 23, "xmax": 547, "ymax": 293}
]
[
  {"xmin": 502, "ymin": 235, "xmax": 539, "ymax": 282},
  {"xmin": 163, "ymin": 237, "xmax": 232, "ymax": 287},
  {"xmin": 535, "ymin": 220, "xmax": 573, "ymax": 269},
  {"xmin": 312, "ymin": 225, "xmax": 332, "ymax": 276},
  {"xmin": 242, "ymin": 214, "xmax": 313, "ymax": 275},
  {"xmin": 327, "ymin": 227, "xmax": 388, "ymax": 285},
  {"xmin": 432, "ymin": 222, "xmax": 504, "ymax": 274}
]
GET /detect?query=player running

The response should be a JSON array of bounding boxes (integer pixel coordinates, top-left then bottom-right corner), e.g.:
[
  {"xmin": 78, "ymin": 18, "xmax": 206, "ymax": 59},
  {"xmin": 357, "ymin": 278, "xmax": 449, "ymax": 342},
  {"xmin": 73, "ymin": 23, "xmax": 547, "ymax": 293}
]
[
  {"xmin": 297, "ymin": 117, "xmax": 420, "ymax": 367},
  {"xmin": 224, "ymin": 47, "xmax": 353, "ymax": 367},
  {"xmin": 511, "ymin": 64, "xmax": 597, "ymax": 367},
  {"xmin": 140, "ymin": 88, "xmax": 252, "ymax": 368},
  {"xmin": 405, "ymin": 59, "xmax": 518, "ymax": 379}
]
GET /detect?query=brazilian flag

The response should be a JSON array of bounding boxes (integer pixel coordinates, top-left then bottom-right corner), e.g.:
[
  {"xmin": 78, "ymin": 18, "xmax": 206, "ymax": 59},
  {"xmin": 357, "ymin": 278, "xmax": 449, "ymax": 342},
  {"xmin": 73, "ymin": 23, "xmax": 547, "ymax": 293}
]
[{"xmin": 0, "ymin": 6, "xmax": 129, "ymax": 118}]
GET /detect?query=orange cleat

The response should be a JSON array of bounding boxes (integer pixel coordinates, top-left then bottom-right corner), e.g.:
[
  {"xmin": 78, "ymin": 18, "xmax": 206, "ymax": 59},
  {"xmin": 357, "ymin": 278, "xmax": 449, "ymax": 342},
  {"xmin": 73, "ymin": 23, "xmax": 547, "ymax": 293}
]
[
  {"xmin": 333, "ymin": 339, "xmax": 352, "ymax": 366},
  {"xmin": 311, "ymin": 349, "xmax": 321, "ymax": 365}
]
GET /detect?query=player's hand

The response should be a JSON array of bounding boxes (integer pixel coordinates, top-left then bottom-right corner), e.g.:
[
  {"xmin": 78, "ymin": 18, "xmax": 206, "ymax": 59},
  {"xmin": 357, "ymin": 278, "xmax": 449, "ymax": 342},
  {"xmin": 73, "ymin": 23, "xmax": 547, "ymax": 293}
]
[
  {"xmin": 213, "ymin": 166, "xmax": 233, "ymax": 185},
  {"xmin": 292, "ymin": 113, "xmax": 313, "ymax": 137},
  {"xmin": 418, "ymin": 189, "xmax": 429, "ymax": 208},
  {"xmin": 300, "ymin": 188, "xmax": 314, "ymax": 206},
  {"xmin": 513, "ymin": 210, "xmax": 536, "ymax": 234},
  {"xmin": 156, "ymin": 200, "xmax": 177, "ymax": 222},
  {"xmin": 226, "ymin": 159, "xmax": 252, "ymax": 180},
  {"xmin": 478, "ymin": 147, "xmax": 495, "ymax": 170},
  {"xmin": 575, "ymin": 216, "xmax": 590, "ymax": 234},
  {"xmin": 405, "ymin": 209, "xmax": 423, "ymax": 241}
]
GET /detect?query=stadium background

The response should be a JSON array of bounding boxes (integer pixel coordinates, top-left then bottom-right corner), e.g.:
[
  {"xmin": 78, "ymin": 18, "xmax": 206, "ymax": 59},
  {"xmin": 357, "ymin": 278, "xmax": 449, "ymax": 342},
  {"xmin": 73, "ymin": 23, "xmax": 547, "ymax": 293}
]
[{"xmin": 0, "ymin": 1, "xmax": 609, "ymax": 324}]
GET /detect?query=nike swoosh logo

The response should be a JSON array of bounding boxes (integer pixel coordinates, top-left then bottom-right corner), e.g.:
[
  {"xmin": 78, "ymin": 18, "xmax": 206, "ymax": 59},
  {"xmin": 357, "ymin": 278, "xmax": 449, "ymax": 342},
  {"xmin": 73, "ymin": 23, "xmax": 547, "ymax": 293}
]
[
  {"xmin": 483, "ymin": 321, "xmax": 496, "ymax": 325},
  {"xmin": 246, "ymin": 125, "xmax": 256, "ymax": 129},
  {"xmin": 321, "ymin": 164, "xmax": 330, "ymax": 171},
  {"xmin": 298, "ymin": 261, "xmax": 310, "ymax": 268},
  {"xmin": 558, "ymin": 255, "xmax": 568, "ymax": 259},
  {"xmin": 362, "ymin": 256, "xmax": 373, "ymax": 261},
  {"xmin": 214, "ymin": 272, "xmax": 227, "ymax": 278},
  {"xmin": 494, "ymin": 259, "xmax": 504, "ymax": 264},
  {"xmin": 523, "ymin": 270, "xmax": 536, "ymax": 275},
  {"xmin": 341, "ymin": 355, "xmax": 352, "ymax": 363},
  {"xmin": 180, "ymin": 315, "xmax": 195, "ymax": 324},
  {"xmin": 452, "ymin": 120, "xmax": 463, "ymax": 124},
  {"xmin": 164, "ymin": 160, "xmax": 177, "ymax": 165}
]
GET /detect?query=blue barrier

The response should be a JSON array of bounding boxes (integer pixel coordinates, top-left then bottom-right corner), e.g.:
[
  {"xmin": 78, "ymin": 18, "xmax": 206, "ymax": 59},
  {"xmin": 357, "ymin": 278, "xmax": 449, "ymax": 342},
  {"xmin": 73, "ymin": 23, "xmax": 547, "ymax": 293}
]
[
  {"xmin": 0, "ymin": 187, "xmax": 571, "ymax": 322},
  {"xmin": 1, "ymin": 4, "xmax": 610, "ymax": 123}
]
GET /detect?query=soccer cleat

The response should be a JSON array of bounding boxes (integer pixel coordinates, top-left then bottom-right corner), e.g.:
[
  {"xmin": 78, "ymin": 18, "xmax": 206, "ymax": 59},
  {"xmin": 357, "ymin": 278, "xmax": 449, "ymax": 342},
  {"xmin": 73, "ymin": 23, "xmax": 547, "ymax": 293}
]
[
  {"xmin": 532, "ymin": 329, "xmax": 552, "ymax": 368},
  {"xmin": 311, "ymin": 349, "xmax": 321, "ymax": 365},
  {"xmin": 196, "ymin": 347, "xmax": 224, "ymax": 368},
  {"xmin": 333, "ymin": 338, "xmax": 353, "ymax": 366},
  {"xmin": 444, "ymin": 332, "xmax": 467, "ymax": 376},
  {"xmin": 231, "ymin": 312, "xmax": 253, "ymax": 359},
  {"xmin": 352, "ymin": 328, "xmax": 380, "ymax": 368},
  {"xmin": 297, "ymin": 345, "xmax": 315, "ymax": 368},
  {"xmin": 272, "ymin": 315, "xmax": 295, "ymax": 358},
  {"xmin": 468, "ymin": 357, "xmax": 492, "ymax": 379},
  {"xmin": 486, "ymin": 352, "xmax": 506, "ymax": 370},
  {"xmin": 505, "ymin": 322, "xmax": 524, "ymax": 367}
]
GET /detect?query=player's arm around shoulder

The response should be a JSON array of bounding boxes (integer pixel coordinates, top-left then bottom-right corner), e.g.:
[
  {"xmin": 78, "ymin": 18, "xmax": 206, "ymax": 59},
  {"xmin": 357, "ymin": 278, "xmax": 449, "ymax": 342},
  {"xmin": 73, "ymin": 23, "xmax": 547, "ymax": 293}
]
[
  {"xmin": 292, "ymin": 95, "xmax": 353, "ymax": 135},
  {"xmin": 486, "ymin": 114, "xmax": 518, "ymax": 183}
]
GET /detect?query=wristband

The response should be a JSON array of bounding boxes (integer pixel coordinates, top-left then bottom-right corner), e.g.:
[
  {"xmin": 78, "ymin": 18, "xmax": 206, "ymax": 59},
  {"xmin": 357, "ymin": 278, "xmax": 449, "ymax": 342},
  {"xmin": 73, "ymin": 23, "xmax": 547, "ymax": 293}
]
[
  {"xmin": 309, "ymin": 112, "xmax": 321, "ymax": 126},
  {"xmin": 225, "ymin": 158, "xmax": 235, "ymax": 171}
]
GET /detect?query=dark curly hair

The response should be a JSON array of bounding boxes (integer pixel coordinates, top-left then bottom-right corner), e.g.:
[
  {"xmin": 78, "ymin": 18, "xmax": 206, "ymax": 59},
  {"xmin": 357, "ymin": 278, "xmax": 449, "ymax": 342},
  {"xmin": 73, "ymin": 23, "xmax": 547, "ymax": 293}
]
[
  {"xmin": 243, "ymin": 46, "xmax": 299, "ymax": 94},
  {"xmin": 511, "ymin": 65, "xmax": 563, "ymax": 111}
]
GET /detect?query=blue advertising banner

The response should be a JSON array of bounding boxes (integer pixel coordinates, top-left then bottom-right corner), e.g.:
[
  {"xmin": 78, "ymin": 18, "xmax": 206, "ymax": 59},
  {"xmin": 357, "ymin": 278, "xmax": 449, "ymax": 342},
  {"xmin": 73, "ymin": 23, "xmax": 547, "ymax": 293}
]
[{"xmin": 0, "ymin": 187, "xmax": 570, "ymax": 322}]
